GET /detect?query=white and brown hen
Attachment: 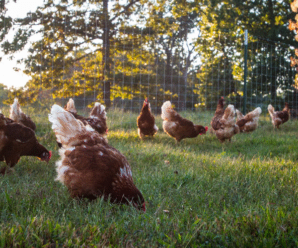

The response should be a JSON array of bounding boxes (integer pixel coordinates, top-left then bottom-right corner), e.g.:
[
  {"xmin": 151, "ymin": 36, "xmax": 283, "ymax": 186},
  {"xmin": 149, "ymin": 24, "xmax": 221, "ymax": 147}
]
[
  {"xmin": 236, "ymin": 107, "xmax": 262, "ymax": 133},
  {"xmin": 9, "ymin": 98, "xmax": 36, "ymax": 131},
  {"xmin": 161, "ymin": 101, "xmax": 208, "ymax": 142},
  {"xmin": 211, "ymin": 99, "xmax": 240, "ymax": 142},
  {"xmin": 268, "ymin": 102, "xmax": 290, "ymax": 129},
  {"xmin": 137, "ymin": 98, "xmax": 158, "ymax": 139},
  {"xmin": 56, "ymin": 98, "xmax": 108, "ymax": 148},
  {"xmin": 48, "ymin": 105, "xmax": 145, "ymax": 211},
  {"xmin": 65, "ymin": 98, "xmax": 108, "ymax": 135}
]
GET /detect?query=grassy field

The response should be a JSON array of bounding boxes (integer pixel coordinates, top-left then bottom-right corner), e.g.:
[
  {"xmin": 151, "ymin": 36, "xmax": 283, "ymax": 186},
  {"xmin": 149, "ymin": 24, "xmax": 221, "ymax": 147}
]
[{"xmin": 0, "ymin": 109, "xmax": 298, "ymax": 247}]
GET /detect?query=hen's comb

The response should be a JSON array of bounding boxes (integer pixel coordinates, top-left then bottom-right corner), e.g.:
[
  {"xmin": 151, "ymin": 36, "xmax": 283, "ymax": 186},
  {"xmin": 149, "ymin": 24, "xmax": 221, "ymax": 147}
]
[
  {"xmin": 49, "ymin": 151, "xmax": 52, "ymax": 160},
  {"xmin": 205, "ymin": 126, "xmax": 208, "ymax": 131}
]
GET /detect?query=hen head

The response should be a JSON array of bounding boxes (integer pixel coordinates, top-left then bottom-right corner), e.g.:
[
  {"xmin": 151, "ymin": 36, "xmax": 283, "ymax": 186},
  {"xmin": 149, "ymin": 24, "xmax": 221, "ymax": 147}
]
[
  {"xmin": 218, "ymin": 96, "xmax": 225, "ymax": 107},
  {"xmin": 142, "ymin": 98, "xmax": 151, "ymax": 111},
  {"xmin": 196, "ymin": 125, "xmax": 208, "ymax": 135},
  {"xmin": 38, "ymin": 150, "xmax": 52, "ymax": 163},
  {"xmin": 120, "ymin": 187, "xmax": 146, "ymax": 212}
]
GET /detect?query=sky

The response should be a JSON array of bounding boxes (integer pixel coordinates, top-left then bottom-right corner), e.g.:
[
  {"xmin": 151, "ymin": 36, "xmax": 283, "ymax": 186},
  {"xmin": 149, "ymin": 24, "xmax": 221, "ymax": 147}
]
[{"xmin": 0, "ymin": 0, "xmax": 42, "ymax": 89}]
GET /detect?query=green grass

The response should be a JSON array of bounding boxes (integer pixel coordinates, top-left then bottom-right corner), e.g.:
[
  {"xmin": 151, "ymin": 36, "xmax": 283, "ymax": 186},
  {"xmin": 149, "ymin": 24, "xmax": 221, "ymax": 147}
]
[{"xmin": 1, "ymin": 110, "xmax": 298, "ymax": 247}]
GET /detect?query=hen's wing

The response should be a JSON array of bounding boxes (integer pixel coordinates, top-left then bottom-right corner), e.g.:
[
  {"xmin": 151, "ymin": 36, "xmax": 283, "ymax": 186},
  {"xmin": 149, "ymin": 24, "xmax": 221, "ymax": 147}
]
[
  {"xmin": 4, "ymin": 123, "xmax": 35, "ymax": 143},
  {"xmin": 276, "ymin": 111, "xmax": 289, "ymax": 123},
  {"xmin": 85, "ymin": 103, "xmax": 107, "ymax": 134}
]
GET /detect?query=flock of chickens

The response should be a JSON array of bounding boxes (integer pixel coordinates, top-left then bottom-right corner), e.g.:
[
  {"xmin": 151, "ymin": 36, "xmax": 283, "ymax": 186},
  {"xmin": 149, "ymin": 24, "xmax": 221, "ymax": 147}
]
[{"xmin": 0, "ymin": 96, "xmax": 290, "ymax": 211}]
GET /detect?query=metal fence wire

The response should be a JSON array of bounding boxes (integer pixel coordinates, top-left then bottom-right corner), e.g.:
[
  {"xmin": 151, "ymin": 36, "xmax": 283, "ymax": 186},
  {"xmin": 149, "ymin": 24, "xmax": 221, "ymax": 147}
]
[
  {"xmin": 1, "ymin": 13, "xmax": 298, "ymax": 127},
  {"xmin": 61, "ymin": 30, "xmax": 297, "ymax": 115}
]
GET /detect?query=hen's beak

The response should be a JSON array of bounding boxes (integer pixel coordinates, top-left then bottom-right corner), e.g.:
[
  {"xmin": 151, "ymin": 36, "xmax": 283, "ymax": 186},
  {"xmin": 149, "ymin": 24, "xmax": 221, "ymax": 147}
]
[
  {"xmin": 142, "ymin": 202, "xmax": 146, "ymax": 212},
  {"xmin": 48, "ymin": 151, "xmax": 52, "ymax": 162}
]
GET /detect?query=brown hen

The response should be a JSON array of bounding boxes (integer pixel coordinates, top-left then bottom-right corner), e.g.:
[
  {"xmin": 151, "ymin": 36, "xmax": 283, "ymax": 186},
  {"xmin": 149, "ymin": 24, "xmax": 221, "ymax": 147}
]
[
  {"xmin": 268, "ymin": 103, "xmax": 290, "ymax": 129},
  {"xmin": 137, "ymin": 98, "xmax": 158, "ymax": 139},
  {"xmin": 49, "ymin": 105, "xmax": 145, "ymax": 211},
  {"xmin": 0, "ymin": 114, "xmax": 51, "ymax": 174},
  {"xmin": 161, "ymin": 101, "xmax": 208, "ymax": 142}
]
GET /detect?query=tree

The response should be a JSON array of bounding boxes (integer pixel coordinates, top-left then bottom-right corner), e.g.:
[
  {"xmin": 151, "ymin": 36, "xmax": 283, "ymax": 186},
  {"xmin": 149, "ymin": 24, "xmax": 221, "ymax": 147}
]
[
  {"xmin": 1, "ymin": 0, "xmax": 141, "ymax": 108},
  {"xmin": 136, "ymin": 0, "xmax": 202, "ymax": 110},
  {"xmin": 196, "ymin": 0, "xmax": 297, "ymax": 110}
]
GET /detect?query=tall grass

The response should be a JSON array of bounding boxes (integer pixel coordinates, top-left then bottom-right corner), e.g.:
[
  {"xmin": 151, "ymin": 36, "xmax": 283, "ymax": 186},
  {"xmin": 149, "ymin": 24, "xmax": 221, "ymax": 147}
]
[{"xmin": 0, "ymin": 108, "xmax": 298, "ymax": 247}]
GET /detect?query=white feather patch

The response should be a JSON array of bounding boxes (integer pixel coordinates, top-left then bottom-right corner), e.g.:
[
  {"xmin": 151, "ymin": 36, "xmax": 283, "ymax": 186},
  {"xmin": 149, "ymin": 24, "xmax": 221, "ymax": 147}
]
[{"xmin": 118, "ymin": 165, "xmax": 132, "ymax": 178}]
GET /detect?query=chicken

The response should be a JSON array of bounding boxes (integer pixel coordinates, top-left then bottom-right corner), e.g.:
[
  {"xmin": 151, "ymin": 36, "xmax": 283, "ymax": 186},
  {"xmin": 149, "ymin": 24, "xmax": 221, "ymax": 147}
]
[
  {"xmin": 9, "ymin": 98, "xmax": 36, "ymax": 131},
  {"xmin": 137, "ymin": 98, "xmax": 158, "ymax": 139},
  {"xmin": 212, "ymin": 104, "xmax": 240, "ymax": 142},
  {"xmin": 210, "ymin": 96, "xmax": 225, "ymax": 133},
  {"xmin": 161, "ymin": 101, "xmax": 208, "ymax": 142},
  {"xmin": 56, "ymin": 98, "xmax": 108, "ymax": 148},
  {"xmin": 64, "ymin": 98, "xmax": 108, "ymax": 135},
  {"xmin": 268, "ymin": 102, "xmax": 290, "ymax": 128},
  {"xmin": 0, "ymin": 113, "xmax": 51, "ymax": 174},
  {"xmin": 236, "ymin": 107, "xmax": 262, "ymax": 132},
  {"xmin": 48, "ymin": 105, "xmax": 145, "ymax": 211}
]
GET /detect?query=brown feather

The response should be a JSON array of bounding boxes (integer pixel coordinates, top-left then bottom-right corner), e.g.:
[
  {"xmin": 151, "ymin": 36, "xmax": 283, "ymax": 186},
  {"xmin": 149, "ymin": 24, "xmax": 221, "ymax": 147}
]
[{"xmin": 211, "ymin": 97, "xmax": 225, "ymax": 131}]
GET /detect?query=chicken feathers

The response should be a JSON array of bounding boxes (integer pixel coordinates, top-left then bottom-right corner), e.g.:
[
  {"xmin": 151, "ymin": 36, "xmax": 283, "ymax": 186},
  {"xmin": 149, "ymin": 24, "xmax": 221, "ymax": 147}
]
[
  {"xmin": 49, "ymin": 105, "xmax": 145, "ymax": 211},
  {"xmin": 0, "ymin": 113, "xmax": 51, "ymax": 174},
  {"xmin": 137, "ymin": 98, "xmax": 158, "ymax": 139},
  {"xmin": 210, "ymin": 96, "xmax": 225, "ymax": 132},
  {"xmin": 268, "ymin": 103, "xmax": 290, "ymax": 129},
  {"xmin": 236, "ymin": 107, "xmax": 262, "ymax": 132},
  {"xmin": 9, "ymin": 98, "xmax": 36, "ymax": 131},
  {"xmin": 65, "ymin": 98, "xmax": 108, "ymax": 135},
  {"xmin": 212, "ymin": 103, "xmax": 239, "ymax": 143},
  {"xmin": 161, "ymin": 101, "xmax": 208, "ymax": 142}
]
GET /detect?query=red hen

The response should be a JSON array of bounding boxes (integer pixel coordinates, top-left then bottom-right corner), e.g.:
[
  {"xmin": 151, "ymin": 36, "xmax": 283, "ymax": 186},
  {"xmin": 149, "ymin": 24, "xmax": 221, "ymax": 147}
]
[
  {"xmin": 161, "ymin": 101, "xmax": 208, "ymax": 142},
  {"xmin": 268, "ymin": 103, "xmax": 290, "ymax": 129},
  {"xmin": 48, "ymin": 105, "xmax": 145, "ymax": 211},
  {"xmin": 0, "ymin": 113, "xmax": 51, "ymax": 174},
  {"xmin": 137, "ymin": 98, "xmax": 158, "ymax": 139}
]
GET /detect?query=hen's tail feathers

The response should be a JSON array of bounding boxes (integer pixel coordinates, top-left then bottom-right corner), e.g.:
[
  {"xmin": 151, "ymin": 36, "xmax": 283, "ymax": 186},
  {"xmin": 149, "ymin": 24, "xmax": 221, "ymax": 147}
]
[
  {"xmin": 89, "ymin": 102, "xmax": 106, "ymax": 119},
  {"xmin": 49, "ymin": 104, "xmax": 87, "ymax": 146},
  {"xmin": 220, "ymin": 105, "xmax": 236, "ymax": 127},
  {"xmin": 9, "ymin": 98, "xmax": 22, "ymax": 120},
  {"xmin": 235, "ymin": 109, "xmax": 244, "ymax": 121},
  {"xmin": 161, "ymin": 101, "xmax": 176, "ymax": 120},
  {"xmin": 65, "ymin": 98, "xmax": 77, "ymax": 114},
  {"xmin": 245, "ymin": 107, "xmax": 262, "ymax": 121},
  {"xmin": 268, "ymin": 104, "xmax": 275, "ymax": 118},
  {"xmin": 223, "ymin": 105, "xmax": 236, "ymax": 119}
]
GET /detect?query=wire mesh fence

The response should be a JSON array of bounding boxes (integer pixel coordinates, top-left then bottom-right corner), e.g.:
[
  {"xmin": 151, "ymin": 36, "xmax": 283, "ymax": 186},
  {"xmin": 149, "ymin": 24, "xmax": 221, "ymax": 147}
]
[
  {"xmin": 44, "ymin": 30, "xmax": 297, "ymax": 116},
  {"xmin": 1, "ymin": 4, "xmax": 297, "ymax": 129}
]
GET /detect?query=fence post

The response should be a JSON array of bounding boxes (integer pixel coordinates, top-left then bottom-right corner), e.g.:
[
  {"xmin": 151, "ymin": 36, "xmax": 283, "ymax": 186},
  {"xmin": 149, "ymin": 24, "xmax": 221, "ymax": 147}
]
[{"xmin": 243, "ymin": 29, "xmax": 248, "ymax": 115}]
